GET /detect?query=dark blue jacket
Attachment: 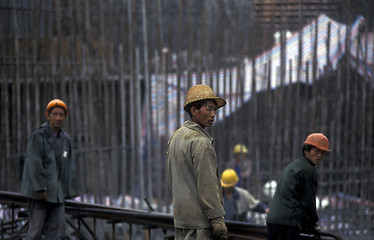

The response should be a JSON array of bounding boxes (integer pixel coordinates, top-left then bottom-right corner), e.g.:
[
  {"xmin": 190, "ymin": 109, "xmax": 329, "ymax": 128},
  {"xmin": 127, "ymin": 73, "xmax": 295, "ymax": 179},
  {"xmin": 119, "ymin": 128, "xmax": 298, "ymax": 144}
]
[{"xmin": 266, "ymin": 156, "xmax": 319, "ymax": 231}]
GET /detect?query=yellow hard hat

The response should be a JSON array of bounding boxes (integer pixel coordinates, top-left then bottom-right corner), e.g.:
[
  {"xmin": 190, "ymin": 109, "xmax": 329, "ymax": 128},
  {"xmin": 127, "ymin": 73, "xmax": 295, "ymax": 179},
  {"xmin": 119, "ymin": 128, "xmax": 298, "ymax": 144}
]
[
  {"xmin": 304, "ymin": 133, "xmax": 331, "ymax": 152},
  {"xmin": 233, "ymin": 144, "xmax": 248, "ymax": 154},
  {"xmin": 183, "ymin": 84, "xmax": 226, "ymax": 112},
  {"xmin": 45, "ymin": 99, "xmax": 68, "ymax": 117},
  {"xmin": 221, "ymin": 169, "xmax": 239, "ymax": 188}
]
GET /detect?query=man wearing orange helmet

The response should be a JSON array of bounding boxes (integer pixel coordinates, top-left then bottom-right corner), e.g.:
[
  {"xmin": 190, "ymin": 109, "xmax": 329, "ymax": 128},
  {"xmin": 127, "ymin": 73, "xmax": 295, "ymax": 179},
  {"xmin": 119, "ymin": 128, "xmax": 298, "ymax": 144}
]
[
  {"xmin": 167, "ymin": 84, "xmax": 228, "ymax": 240},
  {"xmin": 21, "ymin": 99, "xmax": 80, "ymax": 240},
  {"xmin": 266, "ymin": 133, "xmax": 331, "ymax": 240}
]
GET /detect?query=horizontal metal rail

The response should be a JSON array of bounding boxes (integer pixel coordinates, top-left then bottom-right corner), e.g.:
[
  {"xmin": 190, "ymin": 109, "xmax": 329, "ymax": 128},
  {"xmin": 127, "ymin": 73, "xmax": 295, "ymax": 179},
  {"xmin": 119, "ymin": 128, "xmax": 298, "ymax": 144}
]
[{"xmin": 0, "ymin": 191, "xmax": 342, "ymax": 240}]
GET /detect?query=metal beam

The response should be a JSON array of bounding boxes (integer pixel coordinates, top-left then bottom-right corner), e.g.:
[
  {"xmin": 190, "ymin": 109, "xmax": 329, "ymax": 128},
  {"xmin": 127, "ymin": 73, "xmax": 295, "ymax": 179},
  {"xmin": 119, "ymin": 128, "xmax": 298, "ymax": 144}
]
[{"xmin": 0, "ymin": 191, "xmax": 342, "ymax": 240}]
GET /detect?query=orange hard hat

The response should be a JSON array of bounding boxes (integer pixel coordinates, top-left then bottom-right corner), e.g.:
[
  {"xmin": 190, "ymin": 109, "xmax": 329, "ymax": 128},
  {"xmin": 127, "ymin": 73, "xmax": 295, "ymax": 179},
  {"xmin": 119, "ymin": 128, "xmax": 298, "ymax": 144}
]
[
  {"xmin": 304, "ymin": 133, "xmax": 331, "ymax": 152},
  {"xmin": 45, "ymin": 99, "xmax": 68, "ymax": 116}
]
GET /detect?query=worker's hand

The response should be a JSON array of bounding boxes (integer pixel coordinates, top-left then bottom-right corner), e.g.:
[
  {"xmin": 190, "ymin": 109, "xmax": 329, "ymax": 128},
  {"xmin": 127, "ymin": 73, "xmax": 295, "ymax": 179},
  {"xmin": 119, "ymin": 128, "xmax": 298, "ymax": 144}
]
[
  {"xmin": 303, "ymin": 224, "xmax": 321, "ymax": 236},
  {"xmin": 313, "ymin": 225, "xmax": 322, "ymax": 237},
  {"xmin": 36, "ymin": 190, "xmax": 47, "ymax": 201},
  {"xmin": 211, "ymin": 216, "xmax": 228, "ymax": 240}
]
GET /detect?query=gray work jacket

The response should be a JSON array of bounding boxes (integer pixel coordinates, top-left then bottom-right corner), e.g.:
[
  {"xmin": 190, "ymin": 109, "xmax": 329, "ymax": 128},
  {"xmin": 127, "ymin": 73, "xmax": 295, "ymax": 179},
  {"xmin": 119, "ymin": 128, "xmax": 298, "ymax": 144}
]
[
  {"xmin": 21, "ymin": 123, "xmax": 80, "ymax": 203},
  {"xmin": 167, "ymin": 120, "xmax": 225, "ymax": 229}
]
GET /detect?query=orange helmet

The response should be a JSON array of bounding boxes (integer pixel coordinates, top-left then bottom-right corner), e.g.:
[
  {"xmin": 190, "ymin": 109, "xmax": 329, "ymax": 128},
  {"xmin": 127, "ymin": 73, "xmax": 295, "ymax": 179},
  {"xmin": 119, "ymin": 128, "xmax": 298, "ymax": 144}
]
[
  {"xmin": 304, "ymin": 133, "xmax": 331, "ymax": 152},
  {"xmin": 45, "ymin": 99, "xmax": 68, "ymax": 116}
]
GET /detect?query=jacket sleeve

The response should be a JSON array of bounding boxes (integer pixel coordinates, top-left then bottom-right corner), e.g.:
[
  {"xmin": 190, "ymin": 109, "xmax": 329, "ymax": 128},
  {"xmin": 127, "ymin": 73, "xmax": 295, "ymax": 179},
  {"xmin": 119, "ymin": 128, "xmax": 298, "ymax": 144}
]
[
  {"xmin": 239, "ymin": 188, "xmax": 268, "ymax": 213},
  {"xmin": 300, "ymin": 168, "xmax": 319, "ymax": 231},
  {"xmin": 193, "ymin": 140, "xmax": 226, "ymax": 220},
  {"xmin": 241, "ymin": 188, "xmax": 260, "ymax": 210},
  {"xmin": 252, "ymin": 202, "xmax": 268, "ymax": 213},
  {"xmin": 67, "ymin": 144, "xmax": 81, "ymax": 198},
  {"xmin": 25, "ymin": 133, "xmax": 48, "ymax": 192}
]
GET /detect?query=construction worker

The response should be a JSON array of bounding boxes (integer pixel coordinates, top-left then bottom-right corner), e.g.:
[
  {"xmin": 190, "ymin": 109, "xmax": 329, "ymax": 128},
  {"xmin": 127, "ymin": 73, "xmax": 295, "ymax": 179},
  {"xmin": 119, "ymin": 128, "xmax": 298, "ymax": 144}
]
[
  {"xmin": 21, "ymin": 99, "xmax": 80, "ymax": 240},
  {"xmin": 266, "ymin": 133, "xmax": 331, "ymax": 240},
  {"xmin": 221, "ymin": 169, "xmax": 268, "ymax": 222},
  {"xmin": 225, "ymin": 144, "xmax": 252, "ymax": 188},
  {"xmin": 167, "ymin": 84, "xmax": 228, "ymax": 240}
]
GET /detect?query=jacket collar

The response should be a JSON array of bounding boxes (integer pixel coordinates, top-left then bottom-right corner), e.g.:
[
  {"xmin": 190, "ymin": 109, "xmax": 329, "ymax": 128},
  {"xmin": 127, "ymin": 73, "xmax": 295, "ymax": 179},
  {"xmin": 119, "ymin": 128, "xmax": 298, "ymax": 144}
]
[
  {"xmin": 223, "ymin": 187, "xmax": 240, "ymax": 200},
  {"xmin": 40, "ymin": 122, "xmax": 64, "ymax": 138},
  {"xmin": 184, "ymin": 120, "xmax": 213, "ymax": 142},
  {"xmin": 301, "ymin": 155, "xmax": 316, "ymax": 166}
]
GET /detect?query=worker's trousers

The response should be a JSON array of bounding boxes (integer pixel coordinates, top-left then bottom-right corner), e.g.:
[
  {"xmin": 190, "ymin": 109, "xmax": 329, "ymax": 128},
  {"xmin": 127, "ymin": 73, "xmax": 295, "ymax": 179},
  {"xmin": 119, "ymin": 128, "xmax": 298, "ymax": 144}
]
[
  {"xmin": 174, "ymin": 228, "xmax": 212, "ymax": 240},
  {"xmin": 266, "ymin": 222, "xmax": 300, "ymax": 240},
  {"xmin": 26, "ymin": 199, "xmax": 66, "ymax": 240}
]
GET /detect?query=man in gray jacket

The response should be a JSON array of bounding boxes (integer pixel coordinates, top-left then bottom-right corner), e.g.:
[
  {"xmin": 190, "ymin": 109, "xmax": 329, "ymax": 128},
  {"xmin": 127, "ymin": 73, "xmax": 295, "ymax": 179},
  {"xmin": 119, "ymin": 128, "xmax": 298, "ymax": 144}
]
[
  {"xmin": 167, "ymin": 84, "xmax": 228, "ymax": 240},
  {"xmin": 21, "ymin": 99, "xmax": 80, "ymax": 240}
]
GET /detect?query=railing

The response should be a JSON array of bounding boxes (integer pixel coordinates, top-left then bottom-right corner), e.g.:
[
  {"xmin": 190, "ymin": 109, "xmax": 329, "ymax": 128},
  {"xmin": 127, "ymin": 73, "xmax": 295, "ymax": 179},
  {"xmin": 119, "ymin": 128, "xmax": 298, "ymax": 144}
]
[{"xmin": 0, "ymin": 191, "xmax": 342, "ymax": 240}]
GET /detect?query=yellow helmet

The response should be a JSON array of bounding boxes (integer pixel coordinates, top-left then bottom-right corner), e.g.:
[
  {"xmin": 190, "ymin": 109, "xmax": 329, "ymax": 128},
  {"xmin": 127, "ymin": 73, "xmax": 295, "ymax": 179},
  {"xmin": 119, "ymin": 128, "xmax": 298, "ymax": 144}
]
[
  {"xmin": 221, "ymin": 169, "xmax": 239, "ymax": 188},
  {"xmin": 233, "ymin": 144, "xmax": 248, "ymax": 154}
]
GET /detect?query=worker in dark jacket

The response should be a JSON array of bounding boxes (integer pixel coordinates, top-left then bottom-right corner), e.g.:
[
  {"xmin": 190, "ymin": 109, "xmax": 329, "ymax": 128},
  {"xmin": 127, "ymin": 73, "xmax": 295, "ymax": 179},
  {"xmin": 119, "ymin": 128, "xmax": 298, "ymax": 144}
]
[
  {"xmin": 21, "ymin": 99, "xmax": 80, "ymax": 240},
  {"xmin": 266, "ymin": 133, "xmax": 331, "ymax": 240}
]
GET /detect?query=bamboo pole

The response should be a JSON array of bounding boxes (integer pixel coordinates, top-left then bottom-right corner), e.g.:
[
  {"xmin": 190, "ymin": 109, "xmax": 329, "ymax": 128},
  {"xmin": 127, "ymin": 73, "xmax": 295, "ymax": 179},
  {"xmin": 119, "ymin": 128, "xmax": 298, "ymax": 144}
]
[
  {"xmin": 141, "ymin": 0, "xmax": 153, "ymax": 207},
  {"xmin": 342, "ymin": 17, "xmax": 352, "ymax": 220},
  {"xmin": 265, "ymin": 60, "xmax": 273, "ymax": 179},
  {"xmin": 73, "ymin": 0, "xmax": 87, "ymax": 195},
  {"xmin": 186, "ymin": 0, "xmax": 193, "ymax": 90},
  {"xmin": 0, "ymin": 3, "xmax": 8, "ymax": 186},
  {"xmin": 324, "ymin": 21, "xmax": 334, "ymax": 213},
  {"xmin": 118, "ymin": 30, "xmax": 128, "ymax": 208},
  {"xmin": 108, "ymin": 0, "xmax": 119, "ymax": 198},
  {"xmin": 285, "ymin": 59, "xmax": 293, "ymax": 160},
  {"xmin": 21, "ymin": 11, "xmax": 30, "ymax": 184},
  {"xmin": 303, "ymin": 61, "xmax": 309, "ymax": 137},
  {"xmin": 135, "ymin": 48, "xmax": 145, "ymax": 210},
  {"xmin": 358, "ymin": 20, "xmax": 369, "ymax": 231},
  {"xmin": 12, "ymin": 0, "xmax": 22, "ymax": 189},
  {"xmin": 153, "ymin": 50, "xmax": 163, "ymax": 212},
  {"xmin": 163, "ymin": 49, "xmax": 170, "ymax": 212},
  {"xmin": 126, "ymin": 0, "xmax": 136, "ymax": 209},
  {"xmin": 351, "ymin": 19, "xmax": 361, "ymax": 213},
  {"xmin": 320, "ymin": 22, "xmax": 331, "ymax": 133},
  {"xmin": 97, "ymin": 0, "xmax": 108, "ymax": 199},
  {"xmin": 67, "ymin": 0, "xmax": 76, "ymax": 176},
  {"xmin": 176, "ymin": 0, "xmax": 183, "ymax": 131},
  {"xmin": 311, "ymin": 15, "xmax": 318, "ymax": 132},
  {"xmin": 293, "ymin": 8, "xmax": 303, "ymax": 159}
]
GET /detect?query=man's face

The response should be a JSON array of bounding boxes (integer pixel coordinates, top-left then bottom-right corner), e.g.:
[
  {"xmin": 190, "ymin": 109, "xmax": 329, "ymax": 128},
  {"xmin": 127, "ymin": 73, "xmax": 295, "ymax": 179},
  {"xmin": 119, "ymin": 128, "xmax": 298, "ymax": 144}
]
[
  {"xmin": 223, "ymin": 186, "xmax": 235, "ymax": 194},
  {"xmin": 191, "ymin": 100, "xmax": 217, "ymax": 128},
  {"xmin": 47, "ymin": 107, "xmax": 66, "ymax": 131},
  {"xmin": 305, "ymin": 147, "xmax": 326, "ymax": 165},
  {"xmin": 236, "ymin": 153, "xmax": 247, "ymax": 160}
]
